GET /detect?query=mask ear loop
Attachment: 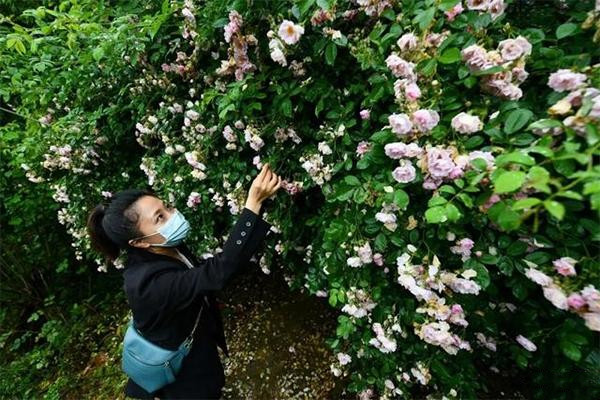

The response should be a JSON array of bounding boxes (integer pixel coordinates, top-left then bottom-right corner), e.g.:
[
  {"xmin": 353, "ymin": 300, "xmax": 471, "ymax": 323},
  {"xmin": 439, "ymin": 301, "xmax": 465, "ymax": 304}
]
[{"xmin": 130, "ymin": 231, "xmax": 161, "ymax": 244}]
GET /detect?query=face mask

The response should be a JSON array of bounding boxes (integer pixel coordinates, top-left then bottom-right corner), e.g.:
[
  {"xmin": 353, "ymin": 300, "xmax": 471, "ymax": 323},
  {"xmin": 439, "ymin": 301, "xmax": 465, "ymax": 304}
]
[{"xmin": 132, "ymin": 208, "xmax": 191, "ymax": 247}]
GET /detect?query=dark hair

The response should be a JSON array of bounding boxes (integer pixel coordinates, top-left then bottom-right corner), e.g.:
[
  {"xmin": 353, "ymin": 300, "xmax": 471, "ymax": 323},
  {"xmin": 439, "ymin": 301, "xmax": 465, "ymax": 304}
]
[{"xmin": 86, "ymin": 188, "xmax": 158, "ymax": 266}]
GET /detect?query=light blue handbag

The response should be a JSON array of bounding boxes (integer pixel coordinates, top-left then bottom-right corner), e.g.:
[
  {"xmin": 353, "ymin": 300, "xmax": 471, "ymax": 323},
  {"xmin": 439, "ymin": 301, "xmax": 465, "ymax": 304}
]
[{"xmin": 121, "ymin": 302, "xmax": 205, "ymax": 393}]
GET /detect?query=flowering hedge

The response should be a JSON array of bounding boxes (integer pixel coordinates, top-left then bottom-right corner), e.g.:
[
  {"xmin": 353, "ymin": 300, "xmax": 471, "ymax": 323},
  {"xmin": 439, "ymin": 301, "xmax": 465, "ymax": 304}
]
[{"xmin": 3, "ymin": 0, "xmax": 600, "ymax": 398}]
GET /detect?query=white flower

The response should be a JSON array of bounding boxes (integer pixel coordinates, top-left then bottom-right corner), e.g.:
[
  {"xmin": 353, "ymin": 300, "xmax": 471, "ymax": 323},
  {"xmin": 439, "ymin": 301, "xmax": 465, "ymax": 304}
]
[{"xmin": 278, "ymin": 20, "xmax": 304, "ymax": 45}]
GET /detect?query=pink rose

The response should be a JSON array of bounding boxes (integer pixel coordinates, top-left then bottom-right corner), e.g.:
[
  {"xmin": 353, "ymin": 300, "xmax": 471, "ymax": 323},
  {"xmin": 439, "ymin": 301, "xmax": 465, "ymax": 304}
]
[
  {"xmin": 392, "ymin": 160, "xmax": 417, "ymax": 183},
  {"xmin": 567, "ymin": 293, "xmax": 586, "ymax": 310},
  {"xmin": 412, "ymin": 109, "xmax": 440, "ymax": 132},
  {"xmin": 405, "ymin": 82, "xmax": 422, "ymax": 101},
  {"xmin": 451, "ymin": 112, "xmax": 483, "ymax": 134},
  {"xmin": 548, "ymin": 69, "xmax": 588, "ymax": 92},
  {"xmin": 388, "ymin": 113, "xmax": 413, "ymax": 136},
  {"xmin": 466, "ymin": 0, "xmax": 490, "ymax": 11},
  {"xmin": 397, "ymin": 33, "xmax": 418, "ymax": 52},
  {"xmin": 552, "ymin": 257, "xmax": 577, "ymax": 276},
  {"xmin": 360, "ymin": 109, "xmax": 371, "ymax": 120},
  {"xmin": 426, "ymin": 147, "xmax": 455, "ymax": 178},
  {"xmin": 497, "ymin": 39, "xmax": 522, "ymax": 61},
  {"xmin": 445, "ymin": 3, "xmax": 464, "ymax": 21},
  {"xmin": 543, "ymin": 284, "xmax": 569, "ymax": 310},
  {"xmin": 385, "ymin": 54, "xmax": 416, "ymax": 80}
]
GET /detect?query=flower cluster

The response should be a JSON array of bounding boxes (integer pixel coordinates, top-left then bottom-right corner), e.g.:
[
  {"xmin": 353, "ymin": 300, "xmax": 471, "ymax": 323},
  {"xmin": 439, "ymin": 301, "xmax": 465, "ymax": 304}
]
[
  {"xmin": 330, "ymin": 351, "xmax": 352, "ymax": 377},
  {"xmin": 300, "ymin": 151, "xmax": 334, "ymax": 185},
  {"xmin": 356, "ymin": 0, "xmax": 392, "ymax": 17},
  {"xmin": 524, "ymin": 261, "xmax": 600, "ymax": 331},
  {"xmin": 341, "ymin": 286, "xmax": 377, "ymax": 318},
  {"xmin": 268, "ymin": 19, "xmax": 304, "ymax": 67},
  {"xmin": 544, "ymin": 68, "xmax": 599, "ymax": 135},
  {"xmin": 396, "ymin": 248, "xmax": 480, "ymax": 354},
  {"xmin": 41, "ymin": 142, "xmax": 100, "ymax": 175},
  {"xmin": 461, "ymin": 35, "xmax": 531, "ymax": 100},
  {"xmin": 384, "ymin": 142, "xmax": 495, "ymax": 189},
  {"xmin": 369, "ymin": 314, "xmax": 402, "ymax": 354},
  {"xmin": 216, "ymin": 10, "xmax": 257, "ymax": 81},
  {"xmin": 375, "ymin": 201, "xmax": 401, "ymax": 231}
]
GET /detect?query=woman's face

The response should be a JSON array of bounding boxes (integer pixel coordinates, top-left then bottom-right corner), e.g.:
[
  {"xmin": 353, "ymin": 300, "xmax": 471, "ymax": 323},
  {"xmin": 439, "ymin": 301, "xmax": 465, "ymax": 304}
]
[{"xmin": 128, "ymin": 195, "xmax": 175, "ymax": 248}]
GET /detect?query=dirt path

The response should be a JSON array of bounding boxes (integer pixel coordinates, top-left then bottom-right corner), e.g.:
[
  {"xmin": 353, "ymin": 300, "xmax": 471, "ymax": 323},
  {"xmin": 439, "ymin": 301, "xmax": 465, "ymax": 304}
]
[{"xmin": 218, "ymin": 264, "xmax": 350, "ymax": 399}]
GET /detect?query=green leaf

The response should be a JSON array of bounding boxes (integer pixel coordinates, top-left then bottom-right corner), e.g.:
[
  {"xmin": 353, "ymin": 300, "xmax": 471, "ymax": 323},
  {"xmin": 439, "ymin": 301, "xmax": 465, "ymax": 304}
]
[
  {"xmin": 325, "ymin": 42, "xmax": 337, "ymax": 65},
  {"xmin": 526, "ymin": 166, "xmax": 551, "ymax": 193},
  {"xmin": 393, "ymin": 189, "xmax": 410, "ymax": 209},
  {"xmin": 583, "ymin": 181, "xmax": 600, "ymax": 195},
  {"xmin": 413, "ymin": 7, "xmax": 436, "ymax": 30},
  {"xmin": 472, "ymin": 65, "xmax": 504, "ymax": 76},
  {"xmin": 428, "ymin": 195, "xmax": 448, "ymax": 207},
  {"xmin": 425, "ymin": 206, "xmax": 447, "ymax": 223},
  {"xmin": 504, "ymin": 109, "xmax": 534, "ymax": 134},
  {"xmin": 489, "ymin": 201, "xmax": 521, "ymax": 231},
  {"xmin": 281, "ymin": 98, "xmax": 292, "ymax": 117},
  {"xmin": 527, "ymin": 118, "xmax": 562, "ymax": 131},
  {"xmin": 560, "ymin": 339, "xmax": 582, "ymax": 361},
  {"xmin": 544, "ymin": 200, "xmax": 565, "ymax": 220},
  {"xmin": 438, "ymin": 0, "xmax": 461, "ymax": 11},
  {"xmin": 92, "ymin": 46, "xmax": 104, "ymax": 61},
  {"xmin": 344, "ymin": 176, "xmax": 360, "ymax": 186},
  {"xmin": 493, "ymin": 171, "xmax": 526, "ymax": 193},
  {"xmin": 438, "ymin": 47, "xmax": 461, "ymax": 64},
  {"xmin": 418, "ymin": 58, "xmax": 437, "ymax": 77},
  {"xmin": 496, "ymin": 151, "xmax": 536, "ymax": 167},
  {"xmin": 556, "ymin": 23, "xmax": 579, "ymax": 39},
  {"xmin": 445, "ymin": 203, "xmax": 462, "ymax": 221},
  {"xmin": 512, "ymin": 198, "xmax": 541, "ymax": 210}
]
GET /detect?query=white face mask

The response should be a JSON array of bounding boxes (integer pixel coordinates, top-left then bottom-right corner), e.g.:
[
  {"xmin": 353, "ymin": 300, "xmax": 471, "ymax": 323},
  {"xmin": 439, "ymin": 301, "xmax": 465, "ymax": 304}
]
[{"xmin": 131, "ymin": 209, "xmax": 190, "ymax": 247}]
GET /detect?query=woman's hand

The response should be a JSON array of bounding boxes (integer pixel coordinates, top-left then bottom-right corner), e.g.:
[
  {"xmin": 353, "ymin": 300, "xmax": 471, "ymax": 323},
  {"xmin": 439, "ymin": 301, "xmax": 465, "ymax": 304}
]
[{"xmin": 245, "ymin": 163, "xmax": 282, "ymax": 215}]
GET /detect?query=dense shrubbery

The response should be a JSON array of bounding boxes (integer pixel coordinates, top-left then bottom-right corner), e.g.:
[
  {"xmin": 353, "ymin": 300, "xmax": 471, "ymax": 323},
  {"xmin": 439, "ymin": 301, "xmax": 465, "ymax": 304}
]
[{"xmin": 2, "ymin": 0, "xmax": 600, "ymax": 398}]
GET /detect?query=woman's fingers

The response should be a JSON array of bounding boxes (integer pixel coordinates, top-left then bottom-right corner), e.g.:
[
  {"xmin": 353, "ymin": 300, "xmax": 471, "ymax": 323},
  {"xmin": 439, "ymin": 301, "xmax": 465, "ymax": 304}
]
[
  {"xmin": 267, "ymin": 170, "xmax": 278, "ymax": 186},
  {"xmin": 257, "ymin": 163, "xmax": 269, "ymax": 184}
]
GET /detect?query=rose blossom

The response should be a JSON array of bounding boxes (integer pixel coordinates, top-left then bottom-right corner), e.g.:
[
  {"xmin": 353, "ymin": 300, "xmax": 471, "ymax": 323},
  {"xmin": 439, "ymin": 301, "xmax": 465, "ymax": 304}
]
[
  {"xmin": 360, "ymin": 109, "xmax": 371, "ymax": 120},
  {"xmin": 405, "ymin": 82, "xmax": 422, "ymax": 101},
  {"xmin": 583, "ymin": 313, "xmax": 600, "ymax": 332},
  {"xmin": 466, "ymin": 0, "xmax": 490, "ymax": 11},
  {"xmin": 384, "ymin": 142, "xmax": 423, "ymax": 159},
  {"xmin": 552, "ymin": 257, "xmax": 577, "ymax": 277},
  {"xmin": 356, "ymin": 141, "xmax": 372, "ymax": 157},
  {"xmin": 392, "ymin": 160, "xmax": 417, "ymax": 183},
  {"xmin": 497, "ymin": 37, "xmax": 531, "ymax": 61},
  {"xmin": 388, "ymin": 113, "xmax": 413, "ymax": 135},
  {"xmin": 543, "ymin": 284, "xmax": 569, "ymax": 310},
  {"xmin": 426, "ymin": 147, "xmax": 455, "ymax": 178},
  {"xmin": 445, "ymin": 3, "xmax": 464, "ymax": 21},
  {"xmin": 547, "ymin": 69, "xmax": 587, "ymax": 92},
  {"xmin": 278, "ymin": 20, "xmax": 304, "ymax": 45},
  {"xmin": 412, "ymin": 109, "xmax": 440, "ymax": 132},
  {"xmin": 451, "ymin": 112, "xmax": 483, "ymax": 133},
  {"xmin": 524, "ymin": 267, "xmax": 553, "ymax": 286},
  {"xmin": 567, "ymin": 293, "xmax": 586, "ymax": 310},
  {"xmin": 397, "ymin": 33, "xmax": 418, "ymax": 52},
  {"xmin": 385, "ymin": 54, "xmax": 417, "ymax": 80}
]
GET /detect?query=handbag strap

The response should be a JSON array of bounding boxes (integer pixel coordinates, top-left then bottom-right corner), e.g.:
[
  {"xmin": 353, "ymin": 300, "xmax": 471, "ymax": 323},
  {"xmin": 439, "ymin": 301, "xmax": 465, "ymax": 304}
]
[{"xmin": 183, "ymin": 295, "xmax": 209, "ymax": 347}]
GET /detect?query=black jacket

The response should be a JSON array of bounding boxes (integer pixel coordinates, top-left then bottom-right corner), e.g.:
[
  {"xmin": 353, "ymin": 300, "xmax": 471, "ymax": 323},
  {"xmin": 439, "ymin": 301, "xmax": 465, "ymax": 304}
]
[{"xmin": 121, "ymin": 206, "xmax": 272, "ymax": 399}]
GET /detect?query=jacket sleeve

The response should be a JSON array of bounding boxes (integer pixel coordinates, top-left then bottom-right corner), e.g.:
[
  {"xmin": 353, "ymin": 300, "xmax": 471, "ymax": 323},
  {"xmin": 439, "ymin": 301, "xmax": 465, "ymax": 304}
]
[{"xmin": 146, "ymin": 206, "xmax": 272, "ymax": 313}]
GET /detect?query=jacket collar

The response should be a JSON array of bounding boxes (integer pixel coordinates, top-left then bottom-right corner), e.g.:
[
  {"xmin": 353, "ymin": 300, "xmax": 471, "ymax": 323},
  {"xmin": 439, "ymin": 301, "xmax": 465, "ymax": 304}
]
[{"xmin": 124, "ymin": 242, "xmax": 197, "ymax": 270}]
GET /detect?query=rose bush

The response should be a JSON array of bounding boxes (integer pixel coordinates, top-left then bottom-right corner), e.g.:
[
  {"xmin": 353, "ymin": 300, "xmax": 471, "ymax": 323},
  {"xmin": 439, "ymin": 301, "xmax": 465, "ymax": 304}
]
[{"xmin": 2, "ymin": 0, "xmax": 600, "ymax": 398}]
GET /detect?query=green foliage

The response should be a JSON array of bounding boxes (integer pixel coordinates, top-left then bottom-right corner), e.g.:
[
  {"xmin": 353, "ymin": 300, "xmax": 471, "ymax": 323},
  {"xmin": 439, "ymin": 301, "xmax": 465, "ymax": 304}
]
[{"xmin": 2, "ymin": 0, "xmax": 600, "ymax": 399}]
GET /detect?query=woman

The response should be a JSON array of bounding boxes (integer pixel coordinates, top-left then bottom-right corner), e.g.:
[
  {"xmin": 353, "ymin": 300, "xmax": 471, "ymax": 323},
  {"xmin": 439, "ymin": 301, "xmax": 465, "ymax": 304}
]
[{"xmin": 86, "ymin": 163, "xmax": 282, "ymax": 399}]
